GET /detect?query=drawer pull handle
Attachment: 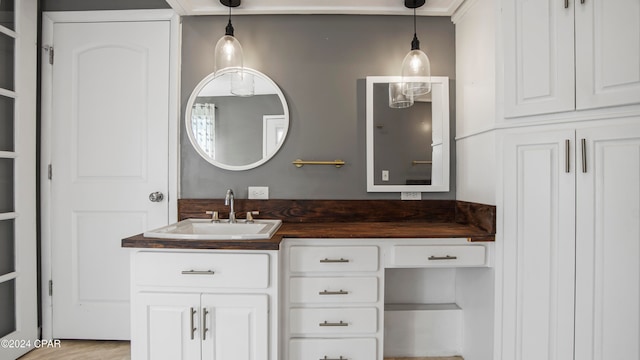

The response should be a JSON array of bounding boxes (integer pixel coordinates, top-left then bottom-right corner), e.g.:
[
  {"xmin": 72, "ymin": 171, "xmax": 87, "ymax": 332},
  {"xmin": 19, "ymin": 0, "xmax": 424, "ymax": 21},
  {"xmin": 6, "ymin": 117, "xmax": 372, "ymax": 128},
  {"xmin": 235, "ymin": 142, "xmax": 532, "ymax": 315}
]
[
  {"xmin": 320, "ymin": 356, "xmax": 348, "ymax": 360},
  {"xmin": 428, "ymin": 255, "xmax": 458, "ymax": 261},
  {"xmin": 319, "ymin": 289, "xmax": 349, "ymax": 295},
  {"xmin": 181, "ymin": 270, "xmax": 215, "ymax": 275},
  {"xmin": 320, "ymin": 258, "xmax": 350, "ymax": 263},
  {"xmin": 319, "ymin": 320, "xmax": 349, "ymax": 327}
]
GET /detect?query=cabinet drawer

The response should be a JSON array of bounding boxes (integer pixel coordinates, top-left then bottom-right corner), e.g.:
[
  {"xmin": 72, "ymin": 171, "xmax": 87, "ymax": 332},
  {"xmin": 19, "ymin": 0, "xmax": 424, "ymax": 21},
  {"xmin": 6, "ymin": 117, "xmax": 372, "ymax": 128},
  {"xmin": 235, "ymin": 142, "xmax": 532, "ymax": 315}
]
[
  {"xmin": 290, "ymin": 307, "xmax": 377, "ymax": 335},
  {"xmin": 290, "ymin": 338, "xmax": 377, "ymax": 360},
  {"xmin": 392, "ymin": 245, "xmax": 485, "ymax": 267},
  {"xmin": 289, "ymin": 277, "xmax": 378, "ymax": 304},
  {"xmin": 289, "ymin": 246, "xmax": 379, "ymax": 272},
  {"xmin": 135, "ymin": 251, "xmax": 269, "ymax": 289}
]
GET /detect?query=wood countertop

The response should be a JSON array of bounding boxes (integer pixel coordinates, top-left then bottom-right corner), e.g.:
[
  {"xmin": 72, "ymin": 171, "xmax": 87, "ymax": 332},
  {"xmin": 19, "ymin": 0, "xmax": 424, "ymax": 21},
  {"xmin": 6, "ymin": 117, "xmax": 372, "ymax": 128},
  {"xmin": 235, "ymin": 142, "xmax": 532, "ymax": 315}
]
[{"xmin": 121, "ymin": 221, "xmax": 495, "ymax": 251}]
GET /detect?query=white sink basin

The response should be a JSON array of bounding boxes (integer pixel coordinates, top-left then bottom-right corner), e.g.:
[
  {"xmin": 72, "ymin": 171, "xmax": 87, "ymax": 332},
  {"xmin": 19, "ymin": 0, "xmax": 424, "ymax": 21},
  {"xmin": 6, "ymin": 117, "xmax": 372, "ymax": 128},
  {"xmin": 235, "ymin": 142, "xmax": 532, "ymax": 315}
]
[{"xmin": 144, "ymin": 219, "xmax": 282, "ymax": 240}]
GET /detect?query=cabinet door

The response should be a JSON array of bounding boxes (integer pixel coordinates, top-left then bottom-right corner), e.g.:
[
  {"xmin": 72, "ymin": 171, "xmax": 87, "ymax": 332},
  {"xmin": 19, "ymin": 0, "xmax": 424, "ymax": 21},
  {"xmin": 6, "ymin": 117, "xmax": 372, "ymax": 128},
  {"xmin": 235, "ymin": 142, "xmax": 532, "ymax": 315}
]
[
  {"xmin": 503, "ymin": 0, "xmax": 575, "ymax": 117},
  {"xmin": 575, "ymin": 124, "xmax": 640, "ymax": 360},
  {"xmin": 575, "ymin": 0, "xmax": 640, "ymax": 110},
  {"xmin": 201, "ymin": 294, "xmax": 269, "ymax": 360},
  {"xmin": 501, "ymin": 130, "xmax": 576, "ymax": 360},
  {"xmin": 132, "ymin": 293, "xmax": 201, "ymax": 360}
]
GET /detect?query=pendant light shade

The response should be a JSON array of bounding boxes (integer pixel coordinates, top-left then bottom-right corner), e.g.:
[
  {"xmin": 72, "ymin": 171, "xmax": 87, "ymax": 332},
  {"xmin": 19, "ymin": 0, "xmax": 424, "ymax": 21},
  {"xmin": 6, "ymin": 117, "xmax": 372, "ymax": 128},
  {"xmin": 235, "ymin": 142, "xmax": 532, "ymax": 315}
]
[
  {"xmin": 214, "ymin": 0, "xmax": 242, "ymax": 74},
  {"xmin": 214, "ymin": 31, "xmax": 243, "ymax": 74},
  {"xmin": 401, "ymin": 0, "xmax": 431, "ymax": 97},
  {"xmin": 389, "ymin": 82, "xmax": 414, "ymax": 108},
  {"xmin": 230, "ymin": 70, "xmax": 254, "ymax": 97},
  {"xmin": 213, "ymin": 0, "xmax": 253, "ymax": 96}
]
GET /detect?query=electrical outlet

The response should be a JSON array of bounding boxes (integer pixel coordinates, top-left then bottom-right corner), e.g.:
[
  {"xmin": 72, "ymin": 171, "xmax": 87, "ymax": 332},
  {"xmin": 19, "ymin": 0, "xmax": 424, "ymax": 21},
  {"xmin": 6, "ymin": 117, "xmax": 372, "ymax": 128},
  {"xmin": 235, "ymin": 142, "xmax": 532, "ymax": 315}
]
[
  {"xmin": 401, "ymin": 192, "xmax": 422, "ymax": 200},
  {"xmin": 382, "ymin": 170, "xmax": 389, "ymax": 182},
  {"xmin": 248, "ymin": 186, "xmax": 269, "ymax": 199}
]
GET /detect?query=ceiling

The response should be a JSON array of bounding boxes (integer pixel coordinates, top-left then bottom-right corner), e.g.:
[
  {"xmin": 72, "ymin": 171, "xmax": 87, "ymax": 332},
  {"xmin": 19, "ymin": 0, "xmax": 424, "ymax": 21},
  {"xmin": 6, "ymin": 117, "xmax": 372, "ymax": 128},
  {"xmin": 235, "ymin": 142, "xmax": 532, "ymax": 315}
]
[{"xmin": 165, "ymin": 0, "xmax": 466, "ymax": 16}]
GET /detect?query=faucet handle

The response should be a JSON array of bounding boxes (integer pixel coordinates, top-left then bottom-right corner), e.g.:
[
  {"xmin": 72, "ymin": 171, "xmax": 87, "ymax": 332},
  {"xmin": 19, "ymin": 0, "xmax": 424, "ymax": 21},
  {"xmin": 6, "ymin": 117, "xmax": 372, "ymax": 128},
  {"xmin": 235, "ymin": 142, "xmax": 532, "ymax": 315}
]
[
  {"xmin": 205, "ymin": 211, "xmax": 220, "ymax": 223},
  {"xmin": 245, "ymin": 211, "xmax": 259, "ymax": 223}
]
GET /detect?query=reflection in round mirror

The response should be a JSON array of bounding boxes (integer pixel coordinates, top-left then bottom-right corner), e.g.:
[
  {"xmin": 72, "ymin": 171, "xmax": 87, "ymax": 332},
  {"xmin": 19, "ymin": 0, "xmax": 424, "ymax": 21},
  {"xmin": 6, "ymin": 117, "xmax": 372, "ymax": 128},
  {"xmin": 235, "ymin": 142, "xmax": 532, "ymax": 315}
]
[{"xmin": 185, "ymin": 68, "xmax": 289, "ymax": 171}]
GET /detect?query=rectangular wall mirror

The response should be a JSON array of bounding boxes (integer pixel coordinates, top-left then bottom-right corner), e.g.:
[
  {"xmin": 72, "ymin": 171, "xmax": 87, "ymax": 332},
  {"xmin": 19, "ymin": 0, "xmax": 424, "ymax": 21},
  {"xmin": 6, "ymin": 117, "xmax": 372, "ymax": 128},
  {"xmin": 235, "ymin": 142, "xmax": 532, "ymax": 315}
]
[{"xmin": 366, "ymin": 76, "xmax": 450, "ymax": 192}]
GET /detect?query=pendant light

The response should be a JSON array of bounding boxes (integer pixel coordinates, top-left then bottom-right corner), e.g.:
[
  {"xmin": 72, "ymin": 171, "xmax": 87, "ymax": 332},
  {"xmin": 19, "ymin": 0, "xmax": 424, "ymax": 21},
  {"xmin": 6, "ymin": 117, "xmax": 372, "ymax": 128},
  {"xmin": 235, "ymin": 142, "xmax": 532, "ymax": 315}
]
[
  {"xmin": 213, "ymin": 0, "xmax": 254, "ymax": 96},
  {"xmin": 401, "ymin": 0, "xmax": 431, "ymax": 97},
  {"xmin": 214, "ymin": 0, "xmax": 243, "ymax": 73}
]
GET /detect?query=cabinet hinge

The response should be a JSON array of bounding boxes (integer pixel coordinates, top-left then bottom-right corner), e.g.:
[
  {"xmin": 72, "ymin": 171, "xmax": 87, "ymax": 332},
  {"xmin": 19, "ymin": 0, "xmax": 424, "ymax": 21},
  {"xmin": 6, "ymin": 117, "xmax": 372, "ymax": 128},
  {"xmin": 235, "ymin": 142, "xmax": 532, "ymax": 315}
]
[
  {"xmin": 48, "ymin": 164, "xmax": 52, "ymax": 180},
  {"xmin": 43, "ymin": 45, "xmax": 54, "ymax": 65},
  {"xmin": 48, "ymin": 280, "xmax": 53, "ymax": 296}
]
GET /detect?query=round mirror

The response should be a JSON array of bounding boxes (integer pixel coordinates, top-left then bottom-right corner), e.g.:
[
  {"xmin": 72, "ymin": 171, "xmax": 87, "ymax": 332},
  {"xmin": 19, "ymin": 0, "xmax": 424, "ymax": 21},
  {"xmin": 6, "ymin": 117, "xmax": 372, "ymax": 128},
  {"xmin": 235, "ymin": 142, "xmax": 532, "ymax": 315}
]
[{"xmin": 186, "ymin": 68, "xmax": 289, "ymax": 171}]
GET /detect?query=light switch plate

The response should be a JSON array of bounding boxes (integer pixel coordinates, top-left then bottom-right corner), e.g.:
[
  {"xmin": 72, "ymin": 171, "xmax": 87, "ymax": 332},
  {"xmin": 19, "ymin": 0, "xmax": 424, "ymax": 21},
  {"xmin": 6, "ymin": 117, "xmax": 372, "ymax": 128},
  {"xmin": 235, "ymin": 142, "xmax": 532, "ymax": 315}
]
[
  {"xmin": 401, "ymin": 192, "xmax": 421, "ymax": 200},
  {"xmin": 248, "ymin": 186, "xmax": 269, "ymax": 199},
  {"xmin": 382, "ymin": 170, "xmax": 389, "ymax": 182}
]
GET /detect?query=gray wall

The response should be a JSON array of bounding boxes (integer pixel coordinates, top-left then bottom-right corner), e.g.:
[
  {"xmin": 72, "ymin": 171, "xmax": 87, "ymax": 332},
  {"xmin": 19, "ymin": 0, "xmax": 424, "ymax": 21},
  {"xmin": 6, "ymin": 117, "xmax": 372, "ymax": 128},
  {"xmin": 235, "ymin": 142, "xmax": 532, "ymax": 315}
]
[
  {"xmin": 181, "ymin": 15, "xmax": 456, "ymax": 199},
  {"xmin": 42, "ymin": 0, "xmax": 169, "ymax": 11}
]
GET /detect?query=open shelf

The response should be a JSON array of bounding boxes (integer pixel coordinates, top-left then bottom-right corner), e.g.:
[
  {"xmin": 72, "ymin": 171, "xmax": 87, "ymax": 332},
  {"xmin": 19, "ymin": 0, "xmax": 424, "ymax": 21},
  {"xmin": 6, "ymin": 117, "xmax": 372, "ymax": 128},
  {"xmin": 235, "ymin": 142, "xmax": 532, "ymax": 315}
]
[
  {"xmin": 384, "ymin": 302, "xmax": 463, "ymax": 358},
  {"xmin": 385, "ymin": 303, "xmax": 461, "ymax": 311}
]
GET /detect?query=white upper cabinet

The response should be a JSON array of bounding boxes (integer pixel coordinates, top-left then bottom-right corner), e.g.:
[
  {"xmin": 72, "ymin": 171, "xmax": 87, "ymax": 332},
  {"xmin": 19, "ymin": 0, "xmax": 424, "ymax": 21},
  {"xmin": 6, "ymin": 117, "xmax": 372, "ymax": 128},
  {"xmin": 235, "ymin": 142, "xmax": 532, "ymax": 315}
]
[
  {"xmin": 503, "ymin": 0, "xmax": 640, "ymax": 118},
  {"xmin": 575, "ymin": 0, "xmax": 640, "ymax": 110},
  {"xmin": 503, "ymin": 0, "xmax": 575, "ymax": 117}
]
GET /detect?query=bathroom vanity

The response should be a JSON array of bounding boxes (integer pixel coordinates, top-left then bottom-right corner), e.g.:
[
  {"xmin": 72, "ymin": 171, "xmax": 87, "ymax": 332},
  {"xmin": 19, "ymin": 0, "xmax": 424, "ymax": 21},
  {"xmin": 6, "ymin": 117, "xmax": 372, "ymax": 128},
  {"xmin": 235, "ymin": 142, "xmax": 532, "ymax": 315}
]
[{"xmin": 123, "ymin": 200, "xmax": 495, "ymax": 360}]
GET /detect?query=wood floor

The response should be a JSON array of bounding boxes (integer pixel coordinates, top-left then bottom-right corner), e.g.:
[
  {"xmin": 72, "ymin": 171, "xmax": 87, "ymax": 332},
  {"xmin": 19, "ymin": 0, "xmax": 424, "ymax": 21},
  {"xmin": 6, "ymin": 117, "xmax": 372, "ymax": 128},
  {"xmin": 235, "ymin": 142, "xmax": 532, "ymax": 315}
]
[
  {"xmin": 18, "ymin": 340, "xmax": 130, "ymax": 360},
  {"xmin": 17, "ymin": 340, "xmax": 463, "ymax": 360}
]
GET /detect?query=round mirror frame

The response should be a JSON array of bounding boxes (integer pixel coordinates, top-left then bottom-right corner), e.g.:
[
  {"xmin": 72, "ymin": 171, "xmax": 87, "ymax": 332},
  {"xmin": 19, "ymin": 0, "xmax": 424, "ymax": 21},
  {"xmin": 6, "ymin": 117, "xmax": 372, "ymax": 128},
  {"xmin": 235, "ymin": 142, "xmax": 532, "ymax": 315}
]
[{"xmin": 185, "ymin": 67, "xmax": 290, "ymax": 171}]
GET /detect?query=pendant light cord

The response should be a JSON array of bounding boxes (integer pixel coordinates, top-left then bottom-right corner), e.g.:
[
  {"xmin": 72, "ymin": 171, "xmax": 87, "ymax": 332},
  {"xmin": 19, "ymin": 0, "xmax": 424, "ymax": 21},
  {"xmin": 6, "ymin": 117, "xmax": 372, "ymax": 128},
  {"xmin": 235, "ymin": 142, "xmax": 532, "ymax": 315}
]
[
  {"xmin": 410, "ymin": 5, "xmax": 420, "ymax": 50},
  {"xmin": 413, "ymin": 7, "xmax": 417, "ymax": 36}
]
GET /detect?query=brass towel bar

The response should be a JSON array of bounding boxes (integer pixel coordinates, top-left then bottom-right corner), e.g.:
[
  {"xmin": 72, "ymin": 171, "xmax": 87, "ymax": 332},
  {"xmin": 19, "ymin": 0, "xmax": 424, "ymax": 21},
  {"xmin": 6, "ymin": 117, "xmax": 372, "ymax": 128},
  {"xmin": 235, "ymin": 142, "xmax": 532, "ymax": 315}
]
[
  {"xmin": 412, "ymin": 160, "xmax": 433, "ymax": 165},
  {"xmin": 293, "ymin": 159, "xmax": 345, "ymax": 168}
]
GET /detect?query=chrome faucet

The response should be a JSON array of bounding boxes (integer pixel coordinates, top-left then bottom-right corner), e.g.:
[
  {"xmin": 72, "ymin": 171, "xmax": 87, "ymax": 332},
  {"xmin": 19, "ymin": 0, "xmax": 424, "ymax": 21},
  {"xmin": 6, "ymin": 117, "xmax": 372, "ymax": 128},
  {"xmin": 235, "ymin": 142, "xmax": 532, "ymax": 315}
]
[{"xmin": 225, "ymin": 189, "xmax": 236, "ymax": 223}]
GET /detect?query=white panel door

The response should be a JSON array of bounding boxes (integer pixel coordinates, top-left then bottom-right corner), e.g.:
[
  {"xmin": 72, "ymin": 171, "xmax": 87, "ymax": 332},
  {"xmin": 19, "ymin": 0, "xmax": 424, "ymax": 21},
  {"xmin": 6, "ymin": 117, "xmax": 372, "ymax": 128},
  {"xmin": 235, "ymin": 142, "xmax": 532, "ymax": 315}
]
[
  {"xmin": 575, "ymin": 124, "xmax": 640, "ymax": 360},
  {"xmin": 50, "ymin": 20, "xmax": 170, "ymax": 339},
  {"xmin": 133, "ymin": 293, "xmax": 202, "ymax": 360},
  {"xmin": 575, "ymin": 0, "xmax": 640, "ymax": 110},
  {"xmin": 201, "ymin": 294, "xmax": 269, "ymax": 360},
  {"xmin": 502, "ymin": 0, "xmax": 575, "ymax": 117},
  {"xmin": 501, "ymin": 130, "xmax": 576, "ymax": 360}
]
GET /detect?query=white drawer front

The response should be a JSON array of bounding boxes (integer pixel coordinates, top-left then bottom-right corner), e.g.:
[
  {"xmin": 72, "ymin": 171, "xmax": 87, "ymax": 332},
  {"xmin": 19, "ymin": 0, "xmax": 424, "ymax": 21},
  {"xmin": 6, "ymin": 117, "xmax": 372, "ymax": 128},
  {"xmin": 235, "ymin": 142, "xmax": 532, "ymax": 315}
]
[
  {"xmin": 135, "ymin": 251, "xmax": 269, "ymax": 289},
  {"xmin": 392, "ymin": 245, "xmax": 486, "ymax": 267},
  {"xmin": 289, "ymin": 277, "xmax": 378, "ymax": 304},
  {"xmin": 289, "ymin": 338, "xmax": 377, "ymax": 360},
  {"xmin": 289, "ymin": 246, "xmax": 379, "ymax": 272},
  {"xmin": 290, "ymin": 307, "xmax": 378, "ymax": 335}
]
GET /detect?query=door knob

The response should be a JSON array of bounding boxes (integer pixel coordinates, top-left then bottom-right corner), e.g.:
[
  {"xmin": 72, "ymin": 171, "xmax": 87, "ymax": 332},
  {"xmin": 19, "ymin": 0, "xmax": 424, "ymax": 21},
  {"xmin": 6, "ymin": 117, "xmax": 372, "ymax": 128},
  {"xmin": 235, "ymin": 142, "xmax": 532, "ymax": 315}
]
[{"xmin": 149, "ymin": 191, "xmax": 164, "ymax": 202}]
